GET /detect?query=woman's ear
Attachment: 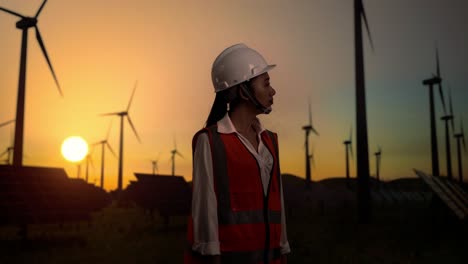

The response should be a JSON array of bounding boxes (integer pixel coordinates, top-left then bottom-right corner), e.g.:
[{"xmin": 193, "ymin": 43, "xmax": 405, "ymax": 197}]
[{"xmin": 238, "ymin": 84, "xmax": 250, "ymax": 101}]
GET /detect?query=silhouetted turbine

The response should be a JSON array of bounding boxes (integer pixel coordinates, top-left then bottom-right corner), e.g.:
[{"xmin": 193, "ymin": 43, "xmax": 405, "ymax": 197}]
[
  {"xmin": 170, "ymin": 137, "xmax": 184, "ymax": 176},
  {"xmin": 85, "ymin": 153, "xmax": 95, "ymax": 183},
  {"xmin": 374, "ymin": 146, "xmax": 381, "ymax": 181},
  {"xmin": 354, "ymin": 0, "xmax": 374, "ymax": 223},
  {"xmin": 0, "ymin": 146, "xmax": 14, "ymax": 164},
  {"xmin": 302, "ymin": 98, "xmax": 318, "ymax": 189},
  {"xmin": 441, "ymin": 86, "xmax": 455, "ymax": 179},
  {"xmin": 92, "ymin": 121, "xmax": 117, "ymax": 189},
  {"xmin": 0, "ymin": 0, "xmax": 63, "ymax": 166},
  {"xmin": 151, "ymin": 160, "xmax": 159, "ymax": 175},
  {"xmin": 343, "ymin": 126, "xmax": 353, "ymax": 186},
  {"xmin": 422, "ymin": 46, "xmax": 447, "ymax": 177},
  {"xmin": 0, "ymin": 119, "xmax": 15, "ymax": 164},
  {"xmin": 454, "ymin": 118, "xmax": 466, "ymax": 183},
  {"xmin": 101, "ymin": 81, "xmax": 141, "ymax": 191}
]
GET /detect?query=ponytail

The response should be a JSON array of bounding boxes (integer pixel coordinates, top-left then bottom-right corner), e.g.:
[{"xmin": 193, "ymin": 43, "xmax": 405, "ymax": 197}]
[{"xmin": 204, "ymin": 86, "xmax": 241, "ymax": 128}]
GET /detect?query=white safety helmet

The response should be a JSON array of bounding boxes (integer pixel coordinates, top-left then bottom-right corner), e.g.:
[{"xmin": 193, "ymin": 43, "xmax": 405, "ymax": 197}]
[{"xmin": 211, "ymin": 43, "xmax": 276, "ymax": 93}]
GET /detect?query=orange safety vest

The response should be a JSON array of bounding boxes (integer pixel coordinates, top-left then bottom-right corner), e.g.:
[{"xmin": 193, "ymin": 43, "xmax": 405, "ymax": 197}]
[{"xmin": 185, "ymin": 125, "xmax": 283, "ymax": 264}]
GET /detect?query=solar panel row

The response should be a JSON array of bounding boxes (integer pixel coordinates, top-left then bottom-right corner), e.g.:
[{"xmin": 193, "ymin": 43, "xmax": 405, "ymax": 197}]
[
  {"xmin": 0, "ymin": 165, "xmax": 111, "ymax": 225},
  {"xmin": 414, "ymin": 169, "xmax": 468, "ymax": 220}
]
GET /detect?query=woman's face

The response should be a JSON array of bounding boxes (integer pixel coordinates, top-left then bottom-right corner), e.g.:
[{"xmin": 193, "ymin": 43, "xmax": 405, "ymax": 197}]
[{"xmin": 251, "ymin": 72, "xmax": 276, "ymax": 110}]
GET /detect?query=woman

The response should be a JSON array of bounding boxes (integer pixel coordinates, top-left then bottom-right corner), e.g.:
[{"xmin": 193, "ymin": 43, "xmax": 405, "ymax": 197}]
[{"xmin": 186, "ymin": 43, "xmax": 290, "ymax": 264}]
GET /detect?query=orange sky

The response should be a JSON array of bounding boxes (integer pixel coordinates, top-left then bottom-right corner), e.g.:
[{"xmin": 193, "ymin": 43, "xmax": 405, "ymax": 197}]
[{"xmin": 1, "ymin": 0, "xmax": 467, "ymax": 191}]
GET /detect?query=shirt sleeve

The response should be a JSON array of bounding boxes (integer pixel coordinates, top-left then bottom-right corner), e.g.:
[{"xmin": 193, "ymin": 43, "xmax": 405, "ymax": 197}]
[
  {"xmin": 191, "ymin": 133, "xmax": 220, "ymax": 255},
  {"xmin": 279, "ymin": 174, "xmax": 291, "ymax": 254}
]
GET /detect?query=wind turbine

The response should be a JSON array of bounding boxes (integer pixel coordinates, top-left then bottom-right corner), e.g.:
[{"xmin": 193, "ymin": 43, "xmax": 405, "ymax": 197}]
[
  {"xmin": 170, "ymin": 137, "xmax": 184, "ymax": 176},
  {"xmin": 422, "ymin": 46, "xmax": 446, "ymax": 177},
  {"xmin": 343, "ymin": 126, "xmax": 353, "ymax": 186},
  {"xmin": 84, "ymin": 151, "xmax": 95, "ymax": 183},
  {"xmin": 151, "ymin": 153, "xmax": 160, "ymax": 175},
  {"xmin": 454, "ymin": 118, "xmax": 466, "ymax": 183},
  {"xmin": 0, "ymin": 147, "xmax": 14, "ymax": 164},
  {"xmin": 0, "ymin": 0, "xmax": 63, "ymax": 167},
  {"xmin": 441, "ymin": 86, "xmax": 455, "ymax": 179},
  {"xmin": 374, "ymin": 146, "xmax": 382, "ymax": 181},
  {"xmin": 302, "ymin": 98, "xmax": 319, "ymax": 189},
  {"xmin": 101, "ymin": 81, "xmax": 141, "ymax": 191},
  {"xmin": 92, "ymin": 121, "xmax": 117, "ymax": 189},
  {"xmin": 354, "ymin": 0, "xmax": 374, "ymax": 223},
  {"xmin": 0, "ymin": 119, "xmax": 15, "ymax": 164}
]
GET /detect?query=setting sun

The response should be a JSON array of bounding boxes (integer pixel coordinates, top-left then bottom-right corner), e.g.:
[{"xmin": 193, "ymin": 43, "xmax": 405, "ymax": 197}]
[{"xmin": 61, "ymin": 136, "xmax": 89, "ymax": 163}]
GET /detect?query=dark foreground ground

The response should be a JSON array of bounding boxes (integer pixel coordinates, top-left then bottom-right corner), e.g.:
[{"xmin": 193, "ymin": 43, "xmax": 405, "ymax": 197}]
[{"xmin": 0, "ymin": 176, "xmax": 467, "ymax": 264}]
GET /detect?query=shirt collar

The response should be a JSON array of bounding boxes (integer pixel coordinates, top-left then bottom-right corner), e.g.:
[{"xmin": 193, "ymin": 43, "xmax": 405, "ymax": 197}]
[{"xmin": 217, "ymin": 113, "xmax": 266, "ymax": 135}]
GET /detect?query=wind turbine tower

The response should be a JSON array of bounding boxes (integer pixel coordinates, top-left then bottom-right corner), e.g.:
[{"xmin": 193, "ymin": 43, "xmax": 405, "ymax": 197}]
[
  {"xmin": 0, "ymin": 0, "xmax": 63, "ymax": 166},
  {"xmin": 454, "ymin": 119, "xmax": 466, "ymax": 183},
  {"xmin": 343, "ymin": 127, "xmax": 353, "ymax": 185},
  {"xmin": 441, "ymin": 87, "xmax": 454, "ymax": 179},
  {"xmin": 374, "ymin": 146, "xmax": 381, "ymax": 181},
  {"xmin": 302, "ymin": 99, "xmax": 318, "ymax": 189},
  {"xmin": 354, "ymin": 0, "xmax": 374, "ymax": 222}
]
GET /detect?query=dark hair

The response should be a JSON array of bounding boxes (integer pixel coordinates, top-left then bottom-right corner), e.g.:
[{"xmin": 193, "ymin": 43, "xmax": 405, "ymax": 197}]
[{"xmin": 204, "ymin": 85, "xmax": 244, "ymax": 127}]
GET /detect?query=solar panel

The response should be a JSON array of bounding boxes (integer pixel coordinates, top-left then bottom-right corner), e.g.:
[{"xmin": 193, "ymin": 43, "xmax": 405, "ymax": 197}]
[
  {"xmin": 0, "ymin": 165, "xmax": 111, "ymax": 225},
  {"xmin": 124, "ymin": 173, "xmax": 191, "ymax": 218},
  {"xmin": 414, "ymin": 169, "xmax": 467, "ymax": 220}
]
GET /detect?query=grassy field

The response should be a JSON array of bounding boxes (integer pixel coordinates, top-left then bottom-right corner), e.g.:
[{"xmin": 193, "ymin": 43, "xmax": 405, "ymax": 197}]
[{"xmin": 0, "ymin": 196, "xmax": 467, "ymax": 263}]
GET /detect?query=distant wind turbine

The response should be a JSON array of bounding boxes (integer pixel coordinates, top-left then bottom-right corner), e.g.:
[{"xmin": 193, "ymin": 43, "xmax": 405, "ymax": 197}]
[
  {"xmin": 422, "ymin": 46, "xmax": 446, "ymax": 177},
  {"xmin": 170, "ymin": 137, "xmax": 184, "ymax": 176},
  {"xmin": 151, "ymin": 153, "xmax": 161, "ymax": 175},
  {"xmin": 354, "ymin": 0, "xmax": 374, "ymax": 223},
  {"xmin": 454, "ymin": 118, "xmax": 466, "ymax": 183},
  {"xmin": 374, "ymin": 146, "xmax": 382, "ymax": 181},
  {"xmin": 343, "ymin": 126, "xmax": 353, "ymax": 186},
  {"xmin": 0, "ymin": 0, "xmax": 63, "ymax": 166},
  {"xmin": 101, "ymin": 81, "xmax": 141, "ymax": 191},
  {"xmin": 85, "ymin": 151, "xmax": 95, "ymax": 183},
  {"xmin": 441, "ymin": 86, "xmax": 455, "ymax": 179},
  {"xmin": 302, "ymin": 98, "xmax": 319, "ymax": 189},
  {"xmin": 0, "ymin": 146, "xmax": 13, "ymax": 165},
  {"xmin": 0, "ymin": 119, "xmax": 15, "ymax": 164},
  {"xmin": 92, "ymin": 121, "xmax": 117, "ymax": 189}
]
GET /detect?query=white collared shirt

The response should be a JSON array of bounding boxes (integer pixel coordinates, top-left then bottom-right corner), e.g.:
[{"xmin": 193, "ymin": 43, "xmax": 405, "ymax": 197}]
[{"xmin": 191, "ymin": 113, "xmax": 290, "ymax": 255}]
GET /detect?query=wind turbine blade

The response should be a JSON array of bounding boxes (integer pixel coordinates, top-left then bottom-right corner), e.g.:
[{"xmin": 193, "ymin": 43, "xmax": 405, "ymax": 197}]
[
  {"xmin": 126, "ymin": 115, "xmax": 141, "ymax": 143},
  {"xmin": 0, "ymin": 7, "xmax": 25, "ymax": 18},
  {"xmin": 35, "ymin": 0, "xmax": 47, "ymax": 18},
  {"xmin": 311, "ymin": 155, "xmax": 315, "ymax": 168},
  {"xmin": 349, "ymin": 126, "xmax": 353, "ymax": 142},
  {"xmin": 361, "ymin": 2, "xmax": 375, "ymax": 52},
  {"xmin": 0, "ymin": 119, "xmax": 15, "ymax": 128},
  {"xmin": 308, "ymin": 97, "xmax": 312, "ymax": 126},
  {"xmin": 35, "ymin": 26, "xmax": 63, "ymax": 97},
  {"xmin": 350, "ymin": 143, "xmax": 354, "ymax": 160},
  {"xmin": 311, "ymin": 126, "xmax": 319, "ymax": 136},
  {"xmin": 434, "ymin": 47, "xmax": 447, "ymax": 115},
  {"xmin": 127, "ymin": 81, "xmax": 138, "ymax": 111},
  {"xmin": 106, "ymin": 142, "xmax": 117, "ymax": 158},
  {"xmin": 100, "ymin": 112, "xmax": 120, "ymax": 116},
  {"xmin": 176, "ymin": 151, "xmax": 184, "ymax": 159}
]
